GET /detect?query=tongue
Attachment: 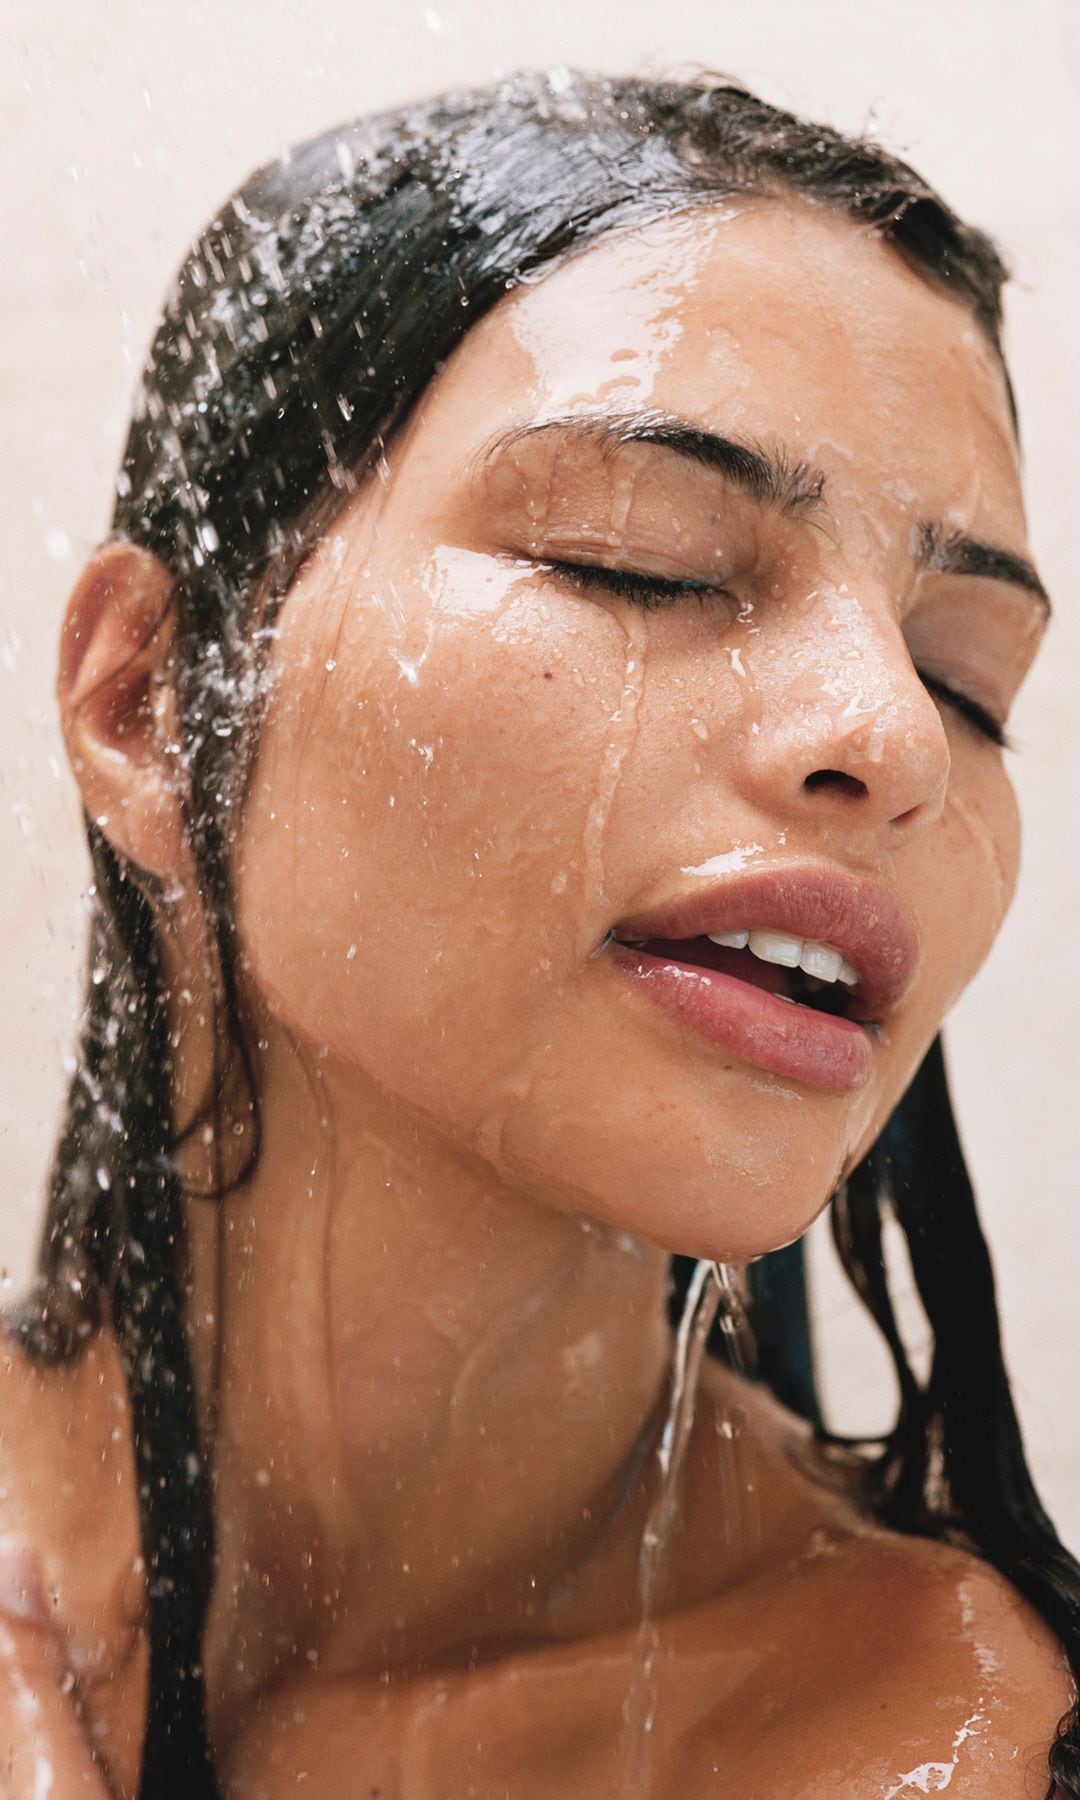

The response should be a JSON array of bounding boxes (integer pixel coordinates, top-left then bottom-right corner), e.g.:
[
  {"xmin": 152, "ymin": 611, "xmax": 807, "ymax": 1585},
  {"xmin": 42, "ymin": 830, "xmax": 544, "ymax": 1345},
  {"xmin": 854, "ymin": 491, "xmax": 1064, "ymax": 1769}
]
[{"xmin": 638, "ymin": 935, "xmax": 795, "ymax": 997}]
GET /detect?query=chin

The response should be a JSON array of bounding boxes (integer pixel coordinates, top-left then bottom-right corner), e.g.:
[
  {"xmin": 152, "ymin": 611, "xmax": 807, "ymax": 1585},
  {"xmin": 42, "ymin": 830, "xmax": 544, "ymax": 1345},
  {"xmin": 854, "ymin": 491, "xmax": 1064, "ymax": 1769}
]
[{"xmin": 493, "ymin": 1050, "xmax": 874, "ymax": 1265}]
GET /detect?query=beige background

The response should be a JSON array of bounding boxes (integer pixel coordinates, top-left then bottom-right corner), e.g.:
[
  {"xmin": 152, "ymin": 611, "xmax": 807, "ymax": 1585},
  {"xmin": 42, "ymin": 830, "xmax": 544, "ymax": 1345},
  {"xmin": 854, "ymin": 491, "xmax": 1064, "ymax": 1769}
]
[{"xmin": 2, "ymin": 0, "xmax": 1077, "ymax": 1541}]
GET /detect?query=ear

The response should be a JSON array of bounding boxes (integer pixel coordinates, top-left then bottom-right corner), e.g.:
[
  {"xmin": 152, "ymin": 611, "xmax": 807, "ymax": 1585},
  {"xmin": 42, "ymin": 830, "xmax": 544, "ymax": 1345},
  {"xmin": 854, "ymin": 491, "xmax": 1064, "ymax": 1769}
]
[{"xmin": 58, "ymin": 540, "xmax": 193, "ymax": 881}]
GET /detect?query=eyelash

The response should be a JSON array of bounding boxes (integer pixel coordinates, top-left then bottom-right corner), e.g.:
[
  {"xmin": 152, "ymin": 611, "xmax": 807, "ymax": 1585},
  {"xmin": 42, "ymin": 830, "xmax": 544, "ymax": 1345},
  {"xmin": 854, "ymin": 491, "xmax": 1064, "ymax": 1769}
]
[
  {"xmin": 542, "ymin": 559, "xmax": 725, "ymax": 610},
  {"xmin": 917, "ymin": 674, "xmax": 1010, "ymax": 750},
  {"xmin": 541, "ymin": 559, "xmax": 1011, "ymax": 750}
]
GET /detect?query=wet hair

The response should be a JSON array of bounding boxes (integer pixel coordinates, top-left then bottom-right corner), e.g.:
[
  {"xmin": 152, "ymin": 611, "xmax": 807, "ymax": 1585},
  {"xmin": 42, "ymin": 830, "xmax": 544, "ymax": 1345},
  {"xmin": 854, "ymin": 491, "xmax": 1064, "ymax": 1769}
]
[{"xmin": 16, "ymin": 68, "xmax": 1080, "ymax": 1799}]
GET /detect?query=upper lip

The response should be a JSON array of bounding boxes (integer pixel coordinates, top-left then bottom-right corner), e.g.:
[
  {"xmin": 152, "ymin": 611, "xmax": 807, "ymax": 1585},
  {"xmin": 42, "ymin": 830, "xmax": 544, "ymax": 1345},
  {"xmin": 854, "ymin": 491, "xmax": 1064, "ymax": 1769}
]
[{"xmin": 612, "ymin": 862, "xmax": 920, "ymax": 1021}]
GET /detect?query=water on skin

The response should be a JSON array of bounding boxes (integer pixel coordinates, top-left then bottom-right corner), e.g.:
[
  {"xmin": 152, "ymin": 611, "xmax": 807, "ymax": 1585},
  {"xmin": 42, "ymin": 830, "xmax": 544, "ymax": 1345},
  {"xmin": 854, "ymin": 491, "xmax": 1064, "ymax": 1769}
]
[
  {"xmin": 942, "ymin": 784, "xmax": 1012, "ymax": 921},
  {"xmin": 0, "ymin": 1622, "xmax": 56, "ymax": 1798},
  {"xmin": 621, "ymin": 1259, "xmax": 751, "ymax": 1795},
  {"xmin": 581, "ymin": 606, "xmax": 649, "ymax": 914},
  {"xmin": 504, "ymin": 212, "xmax": 719, "ymax": 416}
]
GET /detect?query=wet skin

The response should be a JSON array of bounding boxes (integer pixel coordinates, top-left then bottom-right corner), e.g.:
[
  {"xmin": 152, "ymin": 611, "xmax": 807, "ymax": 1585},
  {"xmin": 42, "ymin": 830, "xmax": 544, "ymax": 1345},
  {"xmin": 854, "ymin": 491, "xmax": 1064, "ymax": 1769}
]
[{"xmin": 0, "ymin": 199, "xmax": 1070, "ymax": 1795}]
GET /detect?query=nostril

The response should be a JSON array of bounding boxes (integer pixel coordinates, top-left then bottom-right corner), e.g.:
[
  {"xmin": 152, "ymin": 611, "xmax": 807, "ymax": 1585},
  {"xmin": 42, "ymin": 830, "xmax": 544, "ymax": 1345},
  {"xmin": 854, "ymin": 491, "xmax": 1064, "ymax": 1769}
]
[{"xmin": 803, "ymin": 768, "xmax": 868, "ymax": 800}]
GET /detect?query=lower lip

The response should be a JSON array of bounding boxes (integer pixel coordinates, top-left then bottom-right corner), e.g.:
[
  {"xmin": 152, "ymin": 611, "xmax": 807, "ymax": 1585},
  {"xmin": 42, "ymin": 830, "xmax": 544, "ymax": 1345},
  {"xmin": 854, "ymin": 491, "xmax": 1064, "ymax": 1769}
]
[{"xmin": 607, "ymin": 945, "xmax": 875, "ymax": 1094}]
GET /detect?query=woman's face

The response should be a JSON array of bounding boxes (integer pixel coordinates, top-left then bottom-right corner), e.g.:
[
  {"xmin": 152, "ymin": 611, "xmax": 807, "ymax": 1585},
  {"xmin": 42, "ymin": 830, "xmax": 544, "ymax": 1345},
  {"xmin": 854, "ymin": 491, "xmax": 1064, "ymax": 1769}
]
[{"xmin": 234, "ymin": 199, "xmax": 1046, "ymax": 1261}]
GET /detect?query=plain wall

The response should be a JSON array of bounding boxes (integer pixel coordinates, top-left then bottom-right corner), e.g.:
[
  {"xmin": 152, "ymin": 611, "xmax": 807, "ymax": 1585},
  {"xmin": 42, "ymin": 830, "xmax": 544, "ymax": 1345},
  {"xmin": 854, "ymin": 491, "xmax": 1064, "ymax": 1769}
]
[{"xmin": 2, "ymin": 0, "xmax": 1078, "ymax": 1541}]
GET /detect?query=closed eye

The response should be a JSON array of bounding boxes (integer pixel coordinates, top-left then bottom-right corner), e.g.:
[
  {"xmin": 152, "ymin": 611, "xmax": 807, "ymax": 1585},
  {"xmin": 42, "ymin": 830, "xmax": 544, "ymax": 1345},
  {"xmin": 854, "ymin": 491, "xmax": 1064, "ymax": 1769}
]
[
  {"xmin": 540, "ymin": 558, "xmax": 1010, "ymax": 749},
  {"xmin": 917, "ymin": 671, "xmax": 1010, "ymax": 750},
  {"xmin": 538, "ymin": 558, "xmax": 729, "ymax": 610}
]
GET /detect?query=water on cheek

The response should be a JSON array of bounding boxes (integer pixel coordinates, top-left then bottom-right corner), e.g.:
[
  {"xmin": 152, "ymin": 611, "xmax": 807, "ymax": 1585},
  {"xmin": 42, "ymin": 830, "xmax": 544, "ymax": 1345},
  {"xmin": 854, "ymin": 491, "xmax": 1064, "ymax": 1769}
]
[
  {"xmin": 941, "ymin": 782, "xmax": 1015, "ymax": 922},
  {"xmin": 674, "ymin": 628, "xmax": 779, "ymax": 878},
  {"xmin": 930, "ymin": 778, "xmax": 1017, "ymax": 1019},
  {"xmin": 422, "ymin": 545, "xmax": 527, "ymax": 620},
  {"xmin": 464, "ymin": 619, "xmax": 645, "ymax": 1162},
  {"xmin": 581, "ymin": 608, "xmax": 649, "ymax": 916},
  {"xmin": 304, "ymin": 555, "xmax": 596, "ymax": 1162},
  {"xmin": 681, "ymin": 610, "xmax": 766, "ymax": 792}
]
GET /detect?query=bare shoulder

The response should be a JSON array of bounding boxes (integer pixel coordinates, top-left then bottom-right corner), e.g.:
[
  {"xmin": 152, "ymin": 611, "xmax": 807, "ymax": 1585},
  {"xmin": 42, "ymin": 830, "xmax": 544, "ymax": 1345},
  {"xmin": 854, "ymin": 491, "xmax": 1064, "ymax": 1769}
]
[
  {"xmin": 667, "ymin": 1365, "xmax": 1074, "ymax": 1792},
  {"xmin": 929, "ymin": 1539, "xmax": 1074, "ymax": 1694},
  {"xmin": 0, "ymin": 1314, "xmax": 139, "ymax": 1546},
  {"xmin": 684, "ymin": 1372, "xmax": 1073, "ymax": 1794},
  {"xmin": 0, "ymin": 1316, "xmax": 147, "ymax": 1762},
  {"xmin": 880, "ymin": 1536, "xmax": 1074, "ymax": 1793},
  {"xmin": 750, "ymin": 1526, "xmax": 1075, "ymax": 1798}
]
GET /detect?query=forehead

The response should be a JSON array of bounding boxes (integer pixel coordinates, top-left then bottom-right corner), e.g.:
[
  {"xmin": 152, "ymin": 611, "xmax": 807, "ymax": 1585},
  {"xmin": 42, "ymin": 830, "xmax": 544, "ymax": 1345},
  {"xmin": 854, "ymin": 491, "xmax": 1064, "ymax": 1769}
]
[{"xmin": 416, "ymin": 198, "xmax": 1025, "ymax": 543}]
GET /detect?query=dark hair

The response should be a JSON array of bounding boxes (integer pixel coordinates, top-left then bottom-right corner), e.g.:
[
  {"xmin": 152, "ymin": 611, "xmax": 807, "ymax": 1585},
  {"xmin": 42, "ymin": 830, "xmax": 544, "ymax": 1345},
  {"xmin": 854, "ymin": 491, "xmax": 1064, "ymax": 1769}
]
[{"xmin": 18, "ymin": 69, "xmax": 1078, "ymax": 1799}]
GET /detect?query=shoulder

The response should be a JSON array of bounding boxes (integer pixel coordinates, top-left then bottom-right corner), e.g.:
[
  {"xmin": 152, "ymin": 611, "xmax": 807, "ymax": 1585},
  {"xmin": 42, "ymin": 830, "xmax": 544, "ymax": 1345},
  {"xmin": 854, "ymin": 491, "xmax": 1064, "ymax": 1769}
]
[
  {"xmin": 885, "ymin": 1538, "xmax": 1074, "ymax": 1792},
  {"xmin": 763, "ymin": 1528, "xmax": 1074, "ymax": 1797},
  {"xmin": 685, "ymin": 1369, "xmax": 1075, "ymax": 1792},
  {"xmin": 0, "ymin": 1312, "xmax": 138, "ymax": 1535},
  {"xmin": 0, "ymin": 1317, "xmax": 147, "ymax": 1770}
]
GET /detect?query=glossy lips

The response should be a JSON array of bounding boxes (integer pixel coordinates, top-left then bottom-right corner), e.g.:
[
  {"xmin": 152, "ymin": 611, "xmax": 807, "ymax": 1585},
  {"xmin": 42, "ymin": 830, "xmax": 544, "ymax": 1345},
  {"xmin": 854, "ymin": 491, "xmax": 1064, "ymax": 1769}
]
[{"xmin": 607, "ymin": 865, "xmax": 920, "ymax": 1093}]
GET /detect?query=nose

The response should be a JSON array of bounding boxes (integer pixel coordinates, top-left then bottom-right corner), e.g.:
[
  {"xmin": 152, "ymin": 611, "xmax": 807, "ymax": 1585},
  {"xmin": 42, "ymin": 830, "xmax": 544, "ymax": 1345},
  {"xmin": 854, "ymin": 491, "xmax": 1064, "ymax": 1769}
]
[{"xmin": 740, "ymin": 600, "xmax": 952, "ymax": 845}]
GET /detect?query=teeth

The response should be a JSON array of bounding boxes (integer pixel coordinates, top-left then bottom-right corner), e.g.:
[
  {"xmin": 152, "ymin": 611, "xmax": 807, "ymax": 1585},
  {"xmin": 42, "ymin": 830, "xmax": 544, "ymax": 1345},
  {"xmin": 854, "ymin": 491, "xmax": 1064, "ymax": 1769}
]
[
  {"xmin": 705, "ymin": 927, "xmax": 860, "ymax": 989},
  {"xmin": 800, "ymin": 941, "xmax": 843, "ymax": 984},
  {"xmin": 747, "ymin": 929, "xmax": 802, "ymax": 968}
]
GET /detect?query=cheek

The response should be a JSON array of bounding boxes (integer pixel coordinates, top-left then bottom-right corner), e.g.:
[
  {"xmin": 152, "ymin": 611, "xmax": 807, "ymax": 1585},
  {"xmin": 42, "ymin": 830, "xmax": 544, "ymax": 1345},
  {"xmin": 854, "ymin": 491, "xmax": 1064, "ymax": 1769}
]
[
  {"xmin": 841, "ymin": 749, "xmax": 1020, "ymax": 1178},
  {"xmin": 925, "ymin": 750, "xmax": 1020, "ymax": 1010},
  {"xmin": 233, "ymin": 572, "xmax": 647, "ymax": 1141}
]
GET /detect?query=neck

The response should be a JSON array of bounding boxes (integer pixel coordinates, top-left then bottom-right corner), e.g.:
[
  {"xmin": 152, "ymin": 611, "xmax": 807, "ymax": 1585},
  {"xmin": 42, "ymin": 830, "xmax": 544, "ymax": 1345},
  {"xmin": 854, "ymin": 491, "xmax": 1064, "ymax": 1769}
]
[{"xmin": 187, "ymin": 1021, "xmax": 676, "ymax": 1719}]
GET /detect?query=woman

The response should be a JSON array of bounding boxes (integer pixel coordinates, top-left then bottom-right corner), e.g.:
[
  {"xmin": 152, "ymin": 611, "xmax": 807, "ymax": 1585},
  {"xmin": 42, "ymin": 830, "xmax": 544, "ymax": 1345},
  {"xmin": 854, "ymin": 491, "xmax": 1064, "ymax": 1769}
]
[{"xmin": 0, "ymin": 68, "xmax": 1076, "ymax": 1798}]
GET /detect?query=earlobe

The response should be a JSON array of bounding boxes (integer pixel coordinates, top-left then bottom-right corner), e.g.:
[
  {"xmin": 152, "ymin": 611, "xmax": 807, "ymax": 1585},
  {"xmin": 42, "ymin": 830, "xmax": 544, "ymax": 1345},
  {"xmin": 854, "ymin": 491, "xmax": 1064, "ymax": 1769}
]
[{"xmin": 58, "ymin": 540, "xmax": 192, "ymax": 881}]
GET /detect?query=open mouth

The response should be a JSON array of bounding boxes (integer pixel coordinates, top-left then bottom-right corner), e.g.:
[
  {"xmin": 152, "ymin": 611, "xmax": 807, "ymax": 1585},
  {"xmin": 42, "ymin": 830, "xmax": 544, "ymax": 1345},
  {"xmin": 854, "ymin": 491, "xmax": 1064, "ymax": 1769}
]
[
  {"xmin": 604, "ymin": 865, "xmax": 914, "ymax": 1092},
  {"xmin": 606, "ymin": 931, "xmax": 876, "ymax": 1092},
  {"xmin": 613, "ymin": 934, "xmax": 870, "ymax": 1024}
]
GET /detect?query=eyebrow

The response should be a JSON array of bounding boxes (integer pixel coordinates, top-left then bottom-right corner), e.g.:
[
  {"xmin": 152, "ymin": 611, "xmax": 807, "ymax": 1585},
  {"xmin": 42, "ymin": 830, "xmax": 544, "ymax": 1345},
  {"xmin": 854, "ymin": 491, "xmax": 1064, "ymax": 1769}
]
[
  {"xmin": 482, "ymin": 409, "xmax": 1050, "ymax": 614},
  {"xmin": 916, "ymin": 522, "xmax": 1051, "ymax": 615},
  {"xmin": 482, "ymin": 409, "xmax": 827, "ymax": 518}
]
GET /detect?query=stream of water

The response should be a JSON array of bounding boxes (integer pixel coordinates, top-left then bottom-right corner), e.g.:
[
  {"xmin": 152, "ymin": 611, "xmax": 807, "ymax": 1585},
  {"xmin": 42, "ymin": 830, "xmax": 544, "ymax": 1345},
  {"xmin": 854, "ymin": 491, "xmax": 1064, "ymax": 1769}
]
[{"xmin": 621, "ymin": 1259, "xmax": 751, "ymax": 1795}]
